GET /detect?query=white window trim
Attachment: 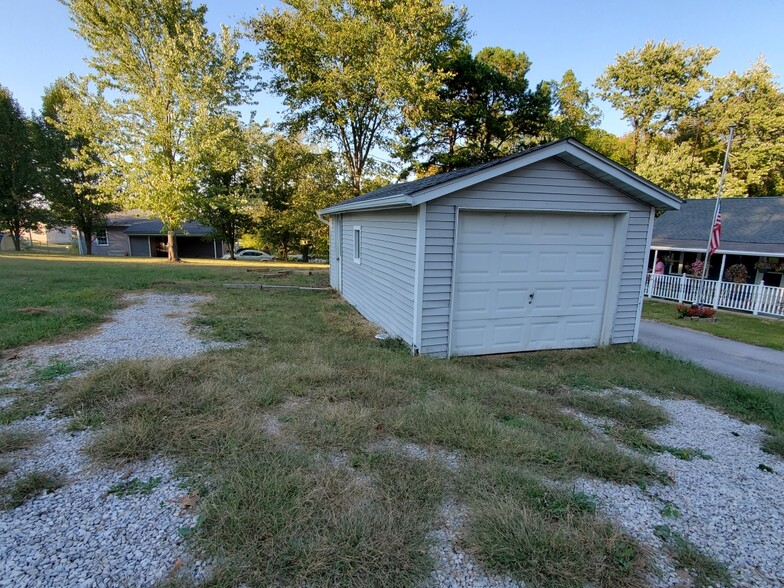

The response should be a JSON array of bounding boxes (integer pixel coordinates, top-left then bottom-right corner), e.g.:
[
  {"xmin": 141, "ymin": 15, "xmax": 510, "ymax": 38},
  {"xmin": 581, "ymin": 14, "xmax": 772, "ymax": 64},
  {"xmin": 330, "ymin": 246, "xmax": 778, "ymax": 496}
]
[
  {"xmin": 96, "ymin": 228, "xmax": 109, "ymax": 246},
  {"xmin": 353, "ymin": 226, "xmax": 362, "ymax": 264}
]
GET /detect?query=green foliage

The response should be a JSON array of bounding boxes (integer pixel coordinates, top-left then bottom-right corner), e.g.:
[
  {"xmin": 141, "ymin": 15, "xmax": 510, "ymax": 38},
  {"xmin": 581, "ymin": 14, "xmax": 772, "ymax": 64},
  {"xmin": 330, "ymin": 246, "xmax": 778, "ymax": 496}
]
[
  {"xmin": 107, "ymin": 476, "xmax": 162, "ymax": 498},
  {"xmin": 596, "ymin": 40, "xmax": 718, "ymax": 165},
  {"xmin": 3, "ymin": 471, "xmax": 65, "ymax": 509},
  {"xmin": 248, "ymin": 0, "xmax": 469, "ymax": 193},
  {"xmin": 0, "ymin": 85, "xmax": 45, "ymax": 250},
  {"xmin": 62, "ymin": 0, "xmax": 253, "ymax": 260},
  {"xmin": 396, "ymin": 45, "xmax": 551, "ymax": 173},
  {"xmin": 248, "ymin": 129, "xmax": 345, "ymax": 258},
  {"xmin": 547, "ymin": 69, "xmax": 602, "ymax": 141},
  {"xmin": 653, "ymin": 524, "xmax": 732, "ymax": 587},
  {"xmin": 32, "ymin": 359, "xmax": 76, "ymax": 382},
  {"xmin": 35, "ymin": 77, "xmax": 118, "ymax": 254}
]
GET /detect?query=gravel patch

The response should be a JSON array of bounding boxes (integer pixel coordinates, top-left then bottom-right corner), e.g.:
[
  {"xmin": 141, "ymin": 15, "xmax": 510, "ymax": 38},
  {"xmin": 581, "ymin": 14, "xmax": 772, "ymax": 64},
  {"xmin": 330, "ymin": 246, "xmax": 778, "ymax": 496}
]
[
  {"xmin": 424, "ymin": 498, "xmax": 522, "ymax": 588},
  {"xmin": 371, "ymin": 437, "xmax": 462, "ymax": 471},
  {"xmin": 575, "ymin": 390, "xmax": 784, "ymax": 587},
  {"xmin": 0, "ymin": 293, "xmax": 231, "ymax": 587},
  {"xmin": 1, "ymin": 292, "xmax": 237, "ymax": 388}
]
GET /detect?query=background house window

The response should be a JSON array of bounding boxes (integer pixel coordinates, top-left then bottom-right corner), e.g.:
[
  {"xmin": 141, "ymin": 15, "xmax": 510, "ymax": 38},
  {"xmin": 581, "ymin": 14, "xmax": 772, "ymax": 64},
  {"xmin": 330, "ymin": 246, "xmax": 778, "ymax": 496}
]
[
  {"xmin": 353, "ymin": 226, "xmax": 361, "ymax": 263},
  {"xmin": 96, "ymin": 229, "xmax": 108, "ymax": 246}
]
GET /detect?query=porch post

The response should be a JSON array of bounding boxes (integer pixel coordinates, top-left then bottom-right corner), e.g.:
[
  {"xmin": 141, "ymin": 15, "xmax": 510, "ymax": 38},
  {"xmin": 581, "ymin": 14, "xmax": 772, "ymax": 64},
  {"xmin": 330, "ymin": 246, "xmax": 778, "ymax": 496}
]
[
  {"xmin": 678, "ymin": 273, "xmax": 686, "ymax": 303},
  {"xmin": 648, "ymin": 249, "xmax": 659, "ymax": 298},
  {"xmin": 712, "ymin": 254, "xmax": 727, "ymax": 309},
  {"xmin": 753, "ymin": 282, "xmax": 764, "ymax": 315}
]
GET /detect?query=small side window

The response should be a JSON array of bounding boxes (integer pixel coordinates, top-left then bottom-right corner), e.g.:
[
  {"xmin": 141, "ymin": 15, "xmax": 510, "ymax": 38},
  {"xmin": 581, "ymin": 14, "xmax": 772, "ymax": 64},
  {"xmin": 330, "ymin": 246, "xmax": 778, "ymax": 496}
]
[
  {"xmin": 353, "ymin": 226, "xmax": 361, "ymax": 264},
  {"xmin": 96, "ymin": 229, "xmax": 108, "ymax": 246}
]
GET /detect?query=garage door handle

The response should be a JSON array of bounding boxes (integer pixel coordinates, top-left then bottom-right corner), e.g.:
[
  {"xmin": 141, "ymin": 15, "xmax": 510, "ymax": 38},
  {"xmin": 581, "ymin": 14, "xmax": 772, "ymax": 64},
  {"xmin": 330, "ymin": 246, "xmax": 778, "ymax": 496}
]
[{"xmin": 528, "ymin": 292, "xmax": 535, "ymax": 304}]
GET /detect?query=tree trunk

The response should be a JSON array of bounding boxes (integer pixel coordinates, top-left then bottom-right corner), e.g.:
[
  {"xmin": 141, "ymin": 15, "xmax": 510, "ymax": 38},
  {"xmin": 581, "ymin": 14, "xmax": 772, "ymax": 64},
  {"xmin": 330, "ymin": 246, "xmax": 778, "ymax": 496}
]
[
  {"xmin": 167, "ymin": 230, "xmax": 179, "ymax": 262},
  {"xmin": 11, "ymin": 229, "xmax": 21, "ymax": 251},
  {"xmin": 83, "ymin": 228, "xmax": 93, "ymax": 255}
]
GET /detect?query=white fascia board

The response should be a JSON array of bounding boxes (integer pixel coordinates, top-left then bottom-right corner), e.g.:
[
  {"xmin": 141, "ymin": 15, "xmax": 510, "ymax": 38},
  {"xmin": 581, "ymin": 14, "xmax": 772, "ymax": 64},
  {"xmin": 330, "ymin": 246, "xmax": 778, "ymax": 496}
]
[{"xmin": 318, "ymin": 194, "xmax": 412, "ymax": 215}]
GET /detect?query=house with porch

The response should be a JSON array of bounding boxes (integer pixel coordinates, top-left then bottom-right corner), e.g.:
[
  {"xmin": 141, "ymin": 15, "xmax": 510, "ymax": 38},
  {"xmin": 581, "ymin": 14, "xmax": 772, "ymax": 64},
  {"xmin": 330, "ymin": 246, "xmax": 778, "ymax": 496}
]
[{"xmin": 647, "ymin": 197, "xmax": 784, "ymax": 316}]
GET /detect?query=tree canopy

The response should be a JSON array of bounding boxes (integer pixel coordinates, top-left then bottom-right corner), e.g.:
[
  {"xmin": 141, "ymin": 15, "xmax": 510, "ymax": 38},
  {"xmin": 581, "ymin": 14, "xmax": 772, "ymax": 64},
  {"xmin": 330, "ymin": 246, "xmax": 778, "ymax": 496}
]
[
  {"xmin": 248, "ymin": 0, "xmax": 469, "ymax": 194},
  {"xmin": 62, "ymin": 0, "xmax": 253, "ymax": 260},
  {"xmin": 0, "ymin": 85, "xmax": 43, "ymax": 250}
]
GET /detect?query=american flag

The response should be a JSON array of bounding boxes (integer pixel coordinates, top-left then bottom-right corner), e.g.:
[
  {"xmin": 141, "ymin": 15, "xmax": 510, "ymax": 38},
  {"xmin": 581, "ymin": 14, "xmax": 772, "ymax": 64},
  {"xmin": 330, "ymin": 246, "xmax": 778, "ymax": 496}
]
[{"xmin": 709, "ymin": 205, "xmax": 722, "ymax": 255}]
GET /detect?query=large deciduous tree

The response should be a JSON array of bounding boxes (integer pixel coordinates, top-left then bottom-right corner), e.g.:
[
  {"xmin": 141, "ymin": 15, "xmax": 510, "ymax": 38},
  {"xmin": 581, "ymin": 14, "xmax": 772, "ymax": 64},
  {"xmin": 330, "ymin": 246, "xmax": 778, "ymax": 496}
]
[
  {"xmin": 596, "ymin": 40, "xmax": 718, "ymax": 166},
  {"xmin": 62, "ymin": 0, "xmax": 253, "ymax": 260},
  {"xmin": 249, "ymin": 130, "xmax": 344, "ymax": 259},
  {"xmin": 36, "ymin": 77, "xmax": 118, "ymax": 254},
  {"xmin": 547, "ymin": 69, "xmax": 602, "ymax": 141},
  {"xmin": 248, "ymin": 0, "xmax": 469, "ymax": 194},
  {"xmin": 0, "ymin": 85, "xmax": 43, "ymax": 250},
  {"xmin": 396, "ymin": 46, "xmax": 551, "ymax": 173}
]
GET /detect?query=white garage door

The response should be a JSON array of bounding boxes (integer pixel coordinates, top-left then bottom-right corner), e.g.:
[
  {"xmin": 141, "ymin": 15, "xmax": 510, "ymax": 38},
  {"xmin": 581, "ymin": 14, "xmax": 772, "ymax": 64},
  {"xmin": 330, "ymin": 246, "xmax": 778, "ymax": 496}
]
[{"xmin": 451, "ymin": 212, "xmax": 615, "ymax": 356}]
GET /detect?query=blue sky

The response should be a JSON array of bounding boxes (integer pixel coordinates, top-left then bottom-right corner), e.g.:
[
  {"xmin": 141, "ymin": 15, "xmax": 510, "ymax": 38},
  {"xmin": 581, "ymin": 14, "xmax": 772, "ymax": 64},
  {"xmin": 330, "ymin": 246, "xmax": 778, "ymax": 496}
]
[{"xmin": 2, "ymin": 0, "xmax": 783, "ymax": 136}]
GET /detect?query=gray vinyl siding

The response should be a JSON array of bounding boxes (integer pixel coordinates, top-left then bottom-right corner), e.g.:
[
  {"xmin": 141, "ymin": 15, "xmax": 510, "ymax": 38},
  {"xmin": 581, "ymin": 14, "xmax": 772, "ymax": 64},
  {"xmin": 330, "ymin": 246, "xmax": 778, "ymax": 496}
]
[
  {"xmin": 92, "ymin": 227, "xmax": 131, "ymax": 256},
  {"xmin": 420, "ymin": 158, "xmax": 653, "ymax": 354},
  {"xmin": 419, "ymin": 203, "xmax": 456, "ymax": 356},
  {"xmin": 339, "ymin": 209, "xmax": 417, "ymax": 345},
  {"xmin": 129, "ymin": 235, "xmax": 150, "ymax": 257}
]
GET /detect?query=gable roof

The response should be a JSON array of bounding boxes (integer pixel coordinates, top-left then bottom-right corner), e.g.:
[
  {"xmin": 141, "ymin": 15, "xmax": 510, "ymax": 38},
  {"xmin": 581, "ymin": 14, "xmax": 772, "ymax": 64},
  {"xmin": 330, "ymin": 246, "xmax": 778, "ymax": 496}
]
[
  {"xmin": 319, "ymin": 138, "xmax": 681, "ymax": 215},
  {"xmin": 123, "ymin": 220, "xmax": 215, "ymax": 237},
  {"xmin": 653, "ymin": 197, "xmax": 784, "ymax": 256}
]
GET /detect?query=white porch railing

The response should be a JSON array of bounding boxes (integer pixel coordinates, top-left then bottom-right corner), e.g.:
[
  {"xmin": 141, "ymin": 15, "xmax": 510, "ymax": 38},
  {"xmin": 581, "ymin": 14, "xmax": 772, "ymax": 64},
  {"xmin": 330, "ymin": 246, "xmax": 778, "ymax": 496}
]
[{"xmin": 645, "ymin": 273, "xmax": 784, "ymax": 317}]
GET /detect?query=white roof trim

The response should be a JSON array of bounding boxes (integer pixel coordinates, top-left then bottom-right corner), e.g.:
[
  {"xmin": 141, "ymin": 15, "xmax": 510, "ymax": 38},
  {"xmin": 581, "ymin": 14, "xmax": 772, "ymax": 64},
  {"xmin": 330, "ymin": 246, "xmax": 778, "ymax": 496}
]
[
  {"xmin": 653, "ymin": 245, "xmax": 784, "ymax": 257},
  {"xmin": 320, "ymin": 193, "xmax": 412, "ymax": 215}
]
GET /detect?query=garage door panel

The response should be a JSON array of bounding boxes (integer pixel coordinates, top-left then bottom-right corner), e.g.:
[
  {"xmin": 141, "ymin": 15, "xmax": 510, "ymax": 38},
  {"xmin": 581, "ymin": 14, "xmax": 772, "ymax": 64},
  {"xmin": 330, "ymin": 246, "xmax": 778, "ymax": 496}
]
[{"xmin": 451, "ymin": 212, "xmax": 614, "ymax": 356}]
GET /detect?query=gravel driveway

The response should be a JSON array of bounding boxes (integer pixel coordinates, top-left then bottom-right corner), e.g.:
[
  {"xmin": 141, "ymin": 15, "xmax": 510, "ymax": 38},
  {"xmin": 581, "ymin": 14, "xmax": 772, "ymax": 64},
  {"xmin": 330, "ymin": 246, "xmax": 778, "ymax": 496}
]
[{"xmin": 0, "ymin": 293, "xmax": 232, "ymax": 587}]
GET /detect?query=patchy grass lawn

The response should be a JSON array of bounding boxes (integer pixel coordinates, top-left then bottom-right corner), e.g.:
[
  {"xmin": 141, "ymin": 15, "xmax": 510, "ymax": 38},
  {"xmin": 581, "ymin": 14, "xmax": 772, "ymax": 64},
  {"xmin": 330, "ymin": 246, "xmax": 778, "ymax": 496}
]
[
  {"xmin": 643, "ymin": 299, "xmax": 784, "ymax": 351},
  {"xmin": 3, "ymin": 254, "xmax": 781, "ymax": 586},
  {"xmin": 0, "ymin": 251, "xmax": 327, "ymax": 352}
]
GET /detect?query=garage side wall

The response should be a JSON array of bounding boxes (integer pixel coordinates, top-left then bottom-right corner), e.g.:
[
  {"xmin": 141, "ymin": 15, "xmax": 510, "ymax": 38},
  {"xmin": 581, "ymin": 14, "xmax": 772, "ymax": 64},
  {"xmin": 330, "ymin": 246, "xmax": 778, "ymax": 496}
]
[
  {"xmin": 419, "ymin": 158, "xmax": 652, "ymax": 356},
  {"xmin": 340, "ymin": 208, "xmax": 418, "ymax": 345}
]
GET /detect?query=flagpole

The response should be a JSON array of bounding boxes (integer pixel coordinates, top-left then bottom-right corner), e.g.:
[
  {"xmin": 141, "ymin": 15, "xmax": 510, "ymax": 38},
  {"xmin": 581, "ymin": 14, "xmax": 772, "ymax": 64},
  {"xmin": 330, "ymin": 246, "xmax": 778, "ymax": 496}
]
[{"xmin": 698, "ymin": 124, "xmax": 735, "ymax": 304}]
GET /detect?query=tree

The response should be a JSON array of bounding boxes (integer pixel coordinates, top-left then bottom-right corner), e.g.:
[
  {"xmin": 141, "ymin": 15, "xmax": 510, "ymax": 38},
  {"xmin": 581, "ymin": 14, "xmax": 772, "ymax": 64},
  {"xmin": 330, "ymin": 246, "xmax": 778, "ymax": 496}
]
[
  {"xmin": 62, "ymin": 0, "xmax": 253, "ymax": 260},
  {"xmin": 36, "ymin": 78, "xmax": 118, "ymax": 254},
  {"xmin": 248, "ymin": 0, "xmax": 469, "ymax": 194},
  {"xmin": 596, "ymin": 40, "xmax": 718, "ymax": 166},
  {"xmin": 634, "ymin": 141, "xmax": 745, "ymax": 199},
  {"xmin": 697, "ymin": 58, "xmax": 784, "ymax": 196},
  {"xmin": 396, "ymin": 45, "xmax": 551, "ymax": 173},
  {"xmin": 0, "ymin": 85, "xmax": 43, "ymax": 250},
  {"xmin": 547, "ymin": 69, "xmax": 601, "ymax": 141},
  {"xmin": 249, "ymin": 131, "xmax": 344, "ymax": 259},
  {"xmin": 191, "ymin": 119, "xmax": 254, "ymax": 258}
]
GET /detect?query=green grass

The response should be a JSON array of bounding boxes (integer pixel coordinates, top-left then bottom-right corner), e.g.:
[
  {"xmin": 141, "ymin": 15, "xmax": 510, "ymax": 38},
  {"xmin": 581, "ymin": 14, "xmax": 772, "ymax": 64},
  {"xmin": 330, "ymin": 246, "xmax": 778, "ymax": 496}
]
[
  {"xmin": 0, "ymin": 430, "xmax": 40, "ymax": 454},
  {"xmin": 32, "ymin": 359, "xmax": 76, "ymax": 382},
  {"xmin": 107, "ymin": 476, "xmax": 162, "ymax": 497},
  {"xmin": 762, "ymin": 433, "xmax": 784, "ymax": 458},
  {"xmin": 2, "ymin": 470, "xmax": 66, "ymax": 509},
  {"xmin": 0, "ymin": 251, "xmax": 328, "ymax": 352},
  {"xmin": 7, "ymin": 254, "xmax": 782, "ymax": 586},
  {"xmin": 654, "ymin": 524, "xmax": 733, "ymax": 587},
  {"xmin": 643, "ymin": 299, "xmax": 784, "ymax": 351}
]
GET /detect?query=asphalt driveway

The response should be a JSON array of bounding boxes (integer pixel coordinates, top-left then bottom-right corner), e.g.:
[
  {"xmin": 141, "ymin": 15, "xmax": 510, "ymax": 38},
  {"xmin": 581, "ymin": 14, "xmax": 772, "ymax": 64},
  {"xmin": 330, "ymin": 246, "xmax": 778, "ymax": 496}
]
[{"xmin": 638, "ymin": 319, "xmax": 784, "ymax": 392}]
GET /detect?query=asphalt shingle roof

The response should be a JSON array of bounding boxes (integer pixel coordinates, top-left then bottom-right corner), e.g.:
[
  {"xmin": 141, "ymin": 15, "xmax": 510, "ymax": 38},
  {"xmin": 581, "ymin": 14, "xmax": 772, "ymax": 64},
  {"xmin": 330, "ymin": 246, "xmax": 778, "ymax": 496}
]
[
  {"xmin": 123, "ymin": 220, "xmax": 214, "ymax": 237},
  {"xmin": 653, "ymin": 197, "xmax": 784, "ymax": 254}
]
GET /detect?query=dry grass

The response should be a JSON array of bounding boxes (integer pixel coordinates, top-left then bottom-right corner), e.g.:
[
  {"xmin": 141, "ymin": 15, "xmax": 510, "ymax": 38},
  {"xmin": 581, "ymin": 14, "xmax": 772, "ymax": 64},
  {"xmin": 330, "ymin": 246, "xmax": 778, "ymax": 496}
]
[{"xmin": 5, "ymin": 256, "xmax": 781, "ymax": 585}]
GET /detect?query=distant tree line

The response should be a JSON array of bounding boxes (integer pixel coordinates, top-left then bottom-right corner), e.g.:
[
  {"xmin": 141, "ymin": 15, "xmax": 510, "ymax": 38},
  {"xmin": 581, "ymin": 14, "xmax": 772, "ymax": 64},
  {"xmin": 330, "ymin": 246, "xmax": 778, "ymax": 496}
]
[{"xmin": 2, "ymin": 1, "xmax": 782, "ymax": 259}]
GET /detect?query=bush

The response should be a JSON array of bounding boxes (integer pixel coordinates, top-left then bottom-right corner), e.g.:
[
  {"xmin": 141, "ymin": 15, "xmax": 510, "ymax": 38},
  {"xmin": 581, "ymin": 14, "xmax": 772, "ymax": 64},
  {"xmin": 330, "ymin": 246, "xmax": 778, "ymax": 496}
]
[{"xmin": 675, "ymin": 304, "xmax": 717, "ymax": 319}]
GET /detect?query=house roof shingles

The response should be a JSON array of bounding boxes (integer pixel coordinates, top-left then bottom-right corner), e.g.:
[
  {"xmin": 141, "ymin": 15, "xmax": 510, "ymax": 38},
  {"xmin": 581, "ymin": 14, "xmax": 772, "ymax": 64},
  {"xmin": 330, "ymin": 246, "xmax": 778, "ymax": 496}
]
[
  {"xmin": 653, "ymin": 197, "xmax": 784, "ymax": 256},
  {"xmin": 123, "ymin": 220, "xmax": 215, "ymax": 237}
]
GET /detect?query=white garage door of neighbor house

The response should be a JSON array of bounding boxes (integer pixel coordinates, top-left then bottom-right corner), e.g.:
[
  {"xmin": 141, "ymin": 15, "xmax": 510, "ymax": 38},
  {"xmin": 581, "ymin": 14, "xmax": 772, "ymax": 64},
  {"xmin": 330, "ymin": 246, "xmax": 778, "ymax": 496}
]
[{"xmin": 451, "ymin": 212, "xmax": 615, "ymax": 356}]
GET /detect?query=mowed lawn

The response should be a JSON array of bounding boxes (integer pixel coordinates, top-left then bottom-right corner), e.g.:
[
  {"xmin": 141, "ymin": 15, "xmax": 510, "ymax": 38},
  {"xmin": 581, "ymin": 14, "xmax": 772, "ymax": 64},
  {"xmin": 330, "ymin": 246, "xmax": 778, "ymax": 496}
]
[
  {"xmin": 642, "ymin": 299, "xmax": 784, "ymax": 351},
  {"xmin": 3, "ymin": 252, "xmax": 784, "ymax": 587}
]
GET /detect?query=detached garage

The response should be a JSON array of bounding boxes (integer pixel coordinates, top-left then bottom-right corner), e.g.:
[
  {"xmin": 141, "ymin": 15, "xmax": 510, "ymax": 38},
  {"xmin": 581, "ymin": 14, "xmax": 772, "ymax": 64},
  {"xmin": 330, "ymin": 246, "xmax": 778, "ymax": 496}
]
[{"xmin": 320, "ymin": 139, "xmax": 681, "ymax": 357}]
